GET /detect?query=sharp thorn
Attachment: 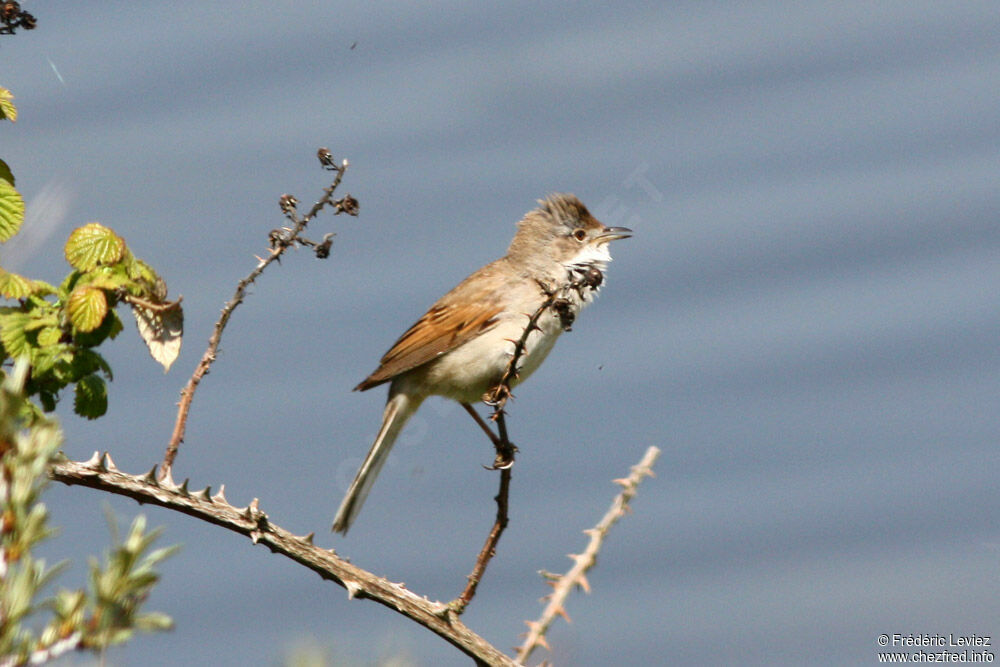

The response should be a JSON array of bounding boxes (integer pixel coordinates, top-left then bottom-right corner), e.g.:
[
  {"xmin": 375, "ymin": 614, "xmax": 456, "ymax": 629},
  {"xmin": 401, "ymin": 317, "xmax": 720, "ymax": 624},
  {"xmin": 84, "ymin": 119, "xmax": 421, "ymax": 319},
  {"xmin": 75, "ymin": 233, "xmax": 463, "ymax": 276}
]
[
  {"xmin": 141, "ymin": 465, "xmax": 159, "ymax": 486},
  {"xmin": 160, "ymin": 467, "xmax": 176, "ymax": 489},
  {"xmin": 345, "ymin": 581, "xmax": 362, "ymax": 600},
  {"xmin": 212, "ymin": 484, "xmax": 228, "ymax": 504}
]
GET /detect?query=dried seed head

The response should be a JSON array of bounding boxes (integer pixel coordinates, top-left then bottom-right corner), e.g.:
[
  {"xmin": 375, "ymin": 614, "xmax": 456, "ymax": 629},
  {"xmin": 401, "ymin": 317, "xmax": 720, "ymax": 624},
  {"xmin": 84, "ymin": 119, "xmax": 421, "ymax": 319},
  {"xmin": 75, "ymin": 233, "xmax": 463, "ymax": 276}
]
[
  {"xmin": 338, "ymin": 194, "xmax": 360, "ymax": 216},
  {"xmin": 317, "ymin": 147, "xmax": 335, "ymax": 168},
  {"xmin": 279, "ymin": 194, "xmax": 298, "ymax": 215},
  {"xmin": 552, "ymin": 298, "xmax": 575, "ymax": 330},
  {"xmin": 1, "ymin": 2, "xmax": 20, "ymax": 22},
  {"xmin": 583, "ymin": 266, "xmax": 603, "ymax": 289},
  {"xmin": 315, "ymin": 233, "xmax": 335, "ymax": 259}
]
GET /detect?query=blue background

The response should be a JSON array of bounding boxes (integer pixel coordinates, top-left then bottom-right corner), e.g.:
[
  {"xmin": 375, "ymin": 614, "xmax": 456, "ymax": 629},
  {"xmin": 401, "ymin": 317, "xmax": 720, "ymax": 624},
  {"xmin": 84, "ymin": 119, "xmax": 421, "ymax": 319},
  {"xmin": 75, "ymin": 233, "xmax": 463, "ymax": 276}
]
[{"xmin": 3, "ymin": 2, "xmax": 999, "ymax": 665}]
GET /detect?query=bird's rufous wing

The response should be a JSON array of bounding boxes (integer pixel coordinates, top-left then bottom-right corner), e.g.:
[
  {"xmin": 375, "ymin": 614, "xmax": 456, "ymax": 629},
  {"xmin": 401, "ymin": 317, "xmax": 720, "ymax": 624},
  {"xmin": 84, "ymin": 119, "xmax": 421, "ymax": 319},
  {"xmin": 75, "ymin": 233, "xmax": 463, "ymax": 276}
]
[{"xmin": 354, "ymin": 270, "xmax": 504, "ymax": 391}]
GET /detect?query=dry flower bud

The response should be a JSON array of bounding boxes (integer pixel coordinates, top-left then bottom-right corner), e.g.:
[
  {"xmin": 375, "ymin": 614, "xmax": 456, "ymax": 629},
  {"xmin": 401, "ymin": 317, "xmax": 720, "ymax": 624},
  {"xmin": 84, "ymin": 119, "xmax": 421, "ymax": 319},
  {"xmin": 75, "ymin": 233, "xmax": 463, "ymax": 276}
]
[
  {"xmin": 338, "ymin": 194, "xmax": 360, "ymax": 216},
  {"xmin": 317, "ymin": 147, "xmax": 335, "ymax": 167},
  {"xmin": 279, "ymin": 193, "xmax": 298, "ymax": 214}
]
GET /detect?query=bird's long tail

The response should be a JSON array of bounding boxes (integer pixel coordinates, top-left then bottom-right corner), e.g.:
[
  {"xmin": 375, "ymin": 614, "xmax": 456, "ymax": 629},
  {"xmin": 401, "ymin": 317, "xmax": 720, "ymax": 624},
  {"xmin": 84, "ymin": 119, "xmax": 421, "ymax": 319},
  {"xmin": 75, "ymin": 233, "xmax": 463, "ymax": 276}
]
[{"xmin": 332, "ymin": 392, "xmax": 418, "ymax": 534}]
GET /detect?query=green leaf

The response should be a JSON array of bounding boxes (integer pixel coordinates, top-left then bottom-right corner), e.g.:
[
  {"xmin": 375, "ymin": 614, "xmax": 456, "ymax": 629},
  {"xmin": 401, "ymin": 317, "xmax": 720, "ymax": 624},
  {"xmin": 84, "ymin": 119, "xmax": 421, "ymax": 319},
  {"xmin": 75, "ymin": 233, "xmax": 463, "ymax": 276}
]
[
  {"xmin": 30, "ymin": 279, "xmax": 58, "ymax": 297},
  {"xmin": 72, "ymin": 310, "xmax": 123, "ymax": 349},
  {"xmin": 79, "ymin": 265, "xmax": 131, "ymax": 293},
  {"xmin": 67, "ymin": 286, "xmax": 108, "ymax": 333},
  {"xmin": 0, "ymin": 267, "xmax": 33, "ymax": 298},
  {"xmin": 0, "ymin": 87, "xmax": 16, "ymax": 122},
  {"xmin": 64, "ymin": 223, "xmax": 126, "ymax": 271},
  {"xmin": 36, "ymin": 326, "xmax": 63, "ymax": 347},
  {"xmin": 69, "ymin": 348, "xmax": 113, "ymax": 382},
  {"xmin": 39, "ymin": 391, "xmax": 56, "ymax": 412},
  {"xmin": 125, "ymin": 256, "xmax": 158, "ymax": 284},
  {"xmin": 0, "ymin": 177, "xmax": 25, "ymax": 242},
  {"xmin": 0, "ymin": 309, "xmax": 31, "ymax": 358},
  {"xmin": 0, "ymin": 158, "xmax": 13, "ymax": 185},
  {"xmin": 73, "ymin": 374, "xmax": 107, "ymax": 419},
  {"xmin": 58, "ymin": 270, "xmax": 84, "ymax": 297}
]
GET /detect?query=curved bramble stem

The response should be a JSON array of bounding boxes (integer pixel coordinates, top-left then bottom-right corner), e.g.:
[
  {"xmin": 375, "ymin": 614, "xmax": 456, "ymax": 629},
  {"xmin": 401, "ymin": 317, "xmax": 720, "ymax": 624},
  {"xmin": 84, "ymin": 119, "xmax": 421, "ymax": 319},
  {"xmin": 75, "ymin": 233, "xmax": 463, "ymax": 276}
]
[
  {"xmin": 515, "ymin": 446, "xmax": 660, "ymax": 663},
  {"xmin": 49, "ymin": 455, "xmax": 517, "ymax": 666},
  {"xmin": 161, "ymin": 157, "xmax": 352, "ymax": 479}
]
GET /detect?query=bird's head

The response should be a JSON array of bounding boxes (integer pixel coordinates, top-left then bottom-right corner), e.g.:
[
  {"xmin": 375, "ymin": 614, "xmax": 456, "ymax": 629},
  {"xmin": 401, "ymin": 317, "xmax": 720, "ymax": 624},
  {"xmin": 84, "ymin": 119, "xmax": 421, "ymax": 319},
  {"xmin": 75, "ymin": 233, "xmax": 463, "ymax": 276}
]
[{"xmin": 507, "ymin": 193, "xmax": 632, "ymax": 275}]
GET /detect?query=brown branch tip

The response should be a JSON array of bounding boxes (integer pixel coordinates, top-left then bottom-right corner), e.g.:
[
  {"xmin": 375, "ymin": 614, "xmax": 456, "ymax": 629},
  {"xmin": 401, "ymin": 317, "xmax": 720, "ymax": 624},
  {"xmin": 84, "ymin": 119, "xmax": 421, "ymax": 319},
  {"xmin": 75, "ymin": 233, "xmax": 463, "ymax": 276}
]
[
  {"xmin": 515, "ymin": 445, "xmax": 661, "ymax": 664},
  {"xmin": 161, "ymin": 152, "xmax": 356, "ymax": 479}
]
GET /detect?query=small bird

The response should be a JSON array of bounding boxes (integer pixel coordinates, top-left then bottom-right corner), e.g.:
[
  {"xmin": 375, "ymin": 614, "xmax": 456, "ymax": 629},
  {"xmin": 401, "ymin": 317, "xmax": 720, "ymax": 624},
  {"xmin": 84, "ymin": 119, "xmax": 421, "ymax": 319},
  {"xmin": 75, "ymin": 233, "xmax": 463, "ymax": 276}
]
[{"xmin": 332, "ymin": 194, "xmax": 631, "ymax": 533}]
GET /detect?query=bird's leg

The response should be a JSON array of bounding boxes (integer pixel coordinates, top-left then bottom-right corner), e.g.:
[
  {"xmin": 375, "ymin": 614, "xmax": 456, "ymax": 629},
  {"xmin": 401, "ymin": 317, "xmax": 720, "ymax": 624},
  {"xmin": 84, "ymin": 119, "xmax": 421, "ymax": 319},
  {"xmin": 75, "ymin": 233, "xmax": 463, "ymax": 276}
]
[
  {"xmin": 462, "ymin": 402, "xmax": 516, "ymax": 469},
  {"xmin": 462, "ymin": 402, "xmax": 501, "ymax": 447}
]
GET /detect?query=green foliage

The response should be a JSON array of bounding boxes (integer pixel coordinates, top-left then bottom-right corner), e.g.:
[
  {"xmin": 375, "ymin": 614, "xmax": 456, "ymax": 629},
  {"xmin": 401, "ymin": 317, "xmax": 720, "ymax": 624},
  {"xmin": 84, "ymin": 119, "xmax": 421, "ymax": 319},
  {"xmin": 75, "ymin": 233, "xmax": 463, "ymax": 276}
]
[
  {"xmin": 0, "ymin": 84, "xmax": 183, "ymax": 420},
  {"xmin": 64, "ymin": 223, "xmax": 126, "ymax": 272},
  {"xmin": 0, "ymin": 158, "xmax": 13, "ymax": 185},
  {"xmin": 0, "ymin": 365, "xmax": 177, "ymax": 665},
  {"xmin": 0, "ymin": 86, "xmax": 15, "ymax": 122},
  {"xmin": 0, "ymin": 175, "xmax": 24, "ymax": 242}
]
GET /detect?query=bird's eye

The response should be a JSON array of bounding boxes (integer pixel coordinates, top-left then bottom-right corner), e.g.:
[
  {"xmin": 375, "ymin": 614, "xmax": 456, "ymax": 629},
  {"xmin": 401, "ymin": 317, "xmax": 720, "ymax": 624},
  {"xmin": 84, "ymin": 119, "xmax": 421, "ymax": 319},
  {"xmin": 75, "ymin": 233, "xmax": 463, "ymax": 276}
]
[{"xmin": 572, "ymin": 228, "xmax": 587, "ymax": 241}]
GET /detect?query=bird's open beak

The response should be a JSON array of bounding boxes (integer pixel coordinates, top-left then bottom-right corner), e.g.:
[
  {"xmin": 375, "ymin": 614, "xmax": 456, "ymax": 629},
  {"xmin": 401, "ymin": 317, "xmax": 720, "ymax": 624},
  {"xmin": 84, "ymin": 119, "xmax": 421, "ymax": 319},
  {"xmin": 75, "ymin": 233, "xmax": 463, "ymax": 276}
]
[{"xmin": 597, "ymin": 226, "xmax": 633, "ymax": 242}]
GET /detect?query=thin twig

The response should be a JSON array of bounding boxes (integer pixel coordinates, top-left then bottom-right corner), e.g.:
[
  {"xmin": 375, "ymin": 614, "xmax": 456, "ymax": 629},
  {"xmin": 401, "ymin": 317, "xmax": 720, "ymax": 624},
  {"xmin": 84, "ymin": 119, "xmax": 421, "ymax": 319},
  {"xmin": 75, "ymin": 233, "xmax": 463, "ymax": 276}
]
[
  {"xmin": 48, "ymin": 454, "xmax": 518, "ymax": 667},
  {"xmin": 515, "ymin": 445, "xmax": 660, "ymax": 664},
  {"xmin": 484, "ymin": 284, "xmax": 554, "ymax": 417},
  {"xmin": 451, "ymin": 467, "xmax": 511, "ymax": 615},
  {"xmin": 161, "ymin": 158, "xmax": 351, "ymax": 479},
  {"xmin": 485, "ymin": 268, "xmax": 602, "ymax": 416},
  {"xmin": 452, "ymin": 270, "xmax": 602, "ymax": 614}
]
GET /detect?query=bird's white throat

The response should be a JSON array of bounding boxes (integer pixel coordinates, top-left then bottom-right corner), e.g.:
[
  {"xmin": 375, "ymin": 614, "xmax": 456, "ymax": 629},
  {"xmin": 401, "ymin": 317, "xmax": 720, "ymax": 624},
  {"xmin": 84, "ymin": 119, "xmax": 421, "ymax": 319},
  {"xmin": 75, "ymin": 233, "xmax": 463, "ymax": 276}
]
[{"xmin": 565, "ymin": 242, "xmax": 612, "ymax": 273}]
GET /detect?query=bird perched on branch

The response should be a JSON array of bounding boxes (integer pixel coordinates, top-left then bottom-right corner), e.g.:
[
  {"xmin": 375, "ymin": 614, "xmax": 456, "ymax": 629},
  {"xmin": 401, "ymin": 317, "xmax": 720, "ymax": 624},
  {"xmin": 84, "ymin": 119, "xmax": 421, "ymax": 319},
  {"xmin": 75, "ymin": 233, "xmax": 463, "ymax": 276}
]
[{"xmin": 333, "ymin": 194, "xmax": 631, "ymax": 534}]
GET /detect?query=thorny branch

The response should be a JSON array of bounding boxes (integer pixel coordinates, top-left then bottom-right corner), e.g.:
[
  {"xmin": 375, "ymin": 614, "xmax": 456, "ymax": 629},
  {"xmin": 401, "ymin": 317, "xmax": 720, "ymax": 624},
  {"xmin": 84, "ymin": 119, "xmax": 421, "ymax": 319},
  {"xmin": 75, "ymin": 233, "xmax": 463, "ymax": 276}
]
[
  {"xmin": 48, "ymin": 454, "xmax": 518, "ymax": 667},
  {"xmin": 47, "ymin": 445, "xmax": 657, "ymax": 666},
  {"xmin": 161, "ymin": 150, "xmax": 358, "ymax": 479},
  {"xmin": 452, "ymin": 268, "xmax": 605, "ymax": 614},
  {"xmin": 41, "ymin": 151, "xmax": 657, "ymax": 663},
  {"xmin": 515, "ymin": 446, "xmax": 661, "ymax": 664}
]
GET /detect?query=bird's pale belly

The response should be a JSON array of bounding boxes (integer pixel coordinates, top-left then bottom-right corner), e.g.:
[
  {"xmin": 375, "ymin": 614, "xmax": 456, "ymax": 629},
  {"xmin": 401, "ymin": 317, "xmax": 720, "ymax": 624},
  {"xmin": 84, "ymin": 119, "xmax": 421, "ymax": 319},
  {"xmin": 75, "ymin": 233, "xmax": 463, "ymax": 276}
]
[{"xmin": 400, "ymin": 308, "xmax": 568, "ymax": 404}]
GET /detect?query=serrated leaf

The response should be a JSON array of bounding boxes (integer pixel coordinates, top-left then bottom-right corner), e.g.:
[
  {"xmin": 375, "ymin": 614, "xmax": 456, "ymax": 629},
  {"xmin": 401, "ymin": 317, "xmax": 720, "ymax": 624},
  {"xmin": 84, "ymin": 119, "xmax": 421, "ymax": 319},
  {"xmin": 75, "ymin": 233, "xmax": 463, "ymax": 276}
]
[
  {"xmin": 70, "ymin": 348, "xmax": 113, "ymax": 381},
  {"xmin": 64, "ymin": 223, "xmax": 126, "ymax": 271},
  {"xmin": 0, "ymin": 310, "xmax": 31, "ymax": 357},
  {"xmin": 0, "ymin": 266, "xmax": 32, "ymax": 298},
  {"xmin": 125, "ymin": 256, "xmax": 158, "ymax": 283},
  {"xmin": 78, "ymin": 273, "xmax": 131, "ymax": 300},
  {"xmin": 131, "ymin": 301, "xmax": 183, "ymax": 372},
  {"xmin": 66, "ymin": 286, "xmax": 108, "ymax": 333},
  {"xmin": 0, "ymin": 177, "xmax": 25, "ymax": 242},
  {"xmin": 0, "ymin": 87, "xmax": 16, "ymax": 122},
  {"xmin": 73, "ymin": 374, "xmax": 107, "ymax": 419},
  {"xmin": 24, "ymin": 312, "xmax": 58, "ymax": 332},
  {"xmin": 30, "ymin": 279, "xmax": 57, "ymax": 296},
  {"xmin": 36, "ymin": 326, "xmax": 63, "ymax": 347},
  {"xmin": 106, "ymin": 309, "xmax": 124, "ymax": 340},
  {"xmin": 0, "ymin": 158, "xmax": 13, "ymax": 185}
]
